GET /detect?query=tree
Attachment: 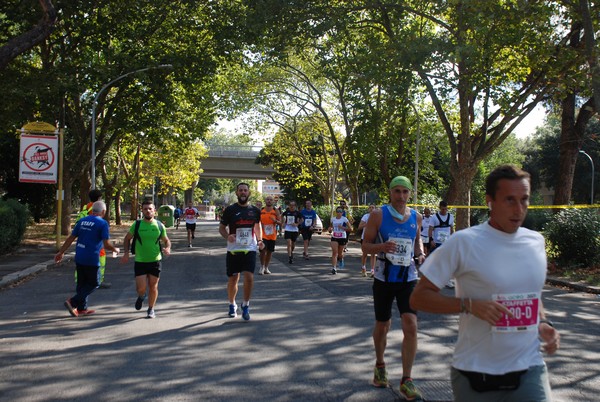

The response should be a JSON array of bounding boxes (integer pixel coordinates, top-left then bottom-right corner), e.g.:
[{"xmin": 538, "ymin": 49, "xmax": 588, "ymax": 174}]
[
  {"xmin": 0, "ymin": 0, "xmax": 57, "ymax": 70},
  {"xmin": 0, "ymin": 1, "xmax": 252, "ymax": 233},
  {"xmin": 257, "ymin": 115, "xmax": 339, "ymax": 205},
  {"xmin": 243, "ymin": 0, "xmax": 564, "ymax": 228}
]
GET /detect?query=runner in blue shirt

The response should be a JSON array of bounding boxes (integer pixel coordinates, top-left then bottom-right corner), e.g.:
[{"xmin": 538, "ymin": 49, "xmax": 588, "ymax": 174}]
[
  {"xmin": 55, "ymin": 201, "xmax": 119, "ymax": 317},
  {"xmin": 299, "ymin": 200, "xmax": 318, "ymax": 260}
]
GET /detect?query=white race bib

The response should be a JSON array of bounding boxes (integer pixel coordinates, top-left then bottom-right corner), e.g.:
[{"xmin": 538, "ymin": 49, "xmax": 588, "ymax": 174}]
[
  {"xmin": 264, "ymin": 224, "xmax": 274, "ymax": 235},
  {"xmin": 332, "ymin": 224, "xmax": 346, "ymax": 239},
  {"xmin": 286, "ymin": 215, "xmax": 295, "ymax": 225},
  {"xmin": 385, "ymin": 237, "xmax": 413, "ymax": 266},
  {"xmin": 437, "ymin": 230, "xmax": 450, "ymax": 243},
  {"xmin": 236, "ymin": 227, "xmax": 252, "ymax": 246},
  {"xmin": 304, "ymin": 218, "xmax": 312, "ymax": 226}
]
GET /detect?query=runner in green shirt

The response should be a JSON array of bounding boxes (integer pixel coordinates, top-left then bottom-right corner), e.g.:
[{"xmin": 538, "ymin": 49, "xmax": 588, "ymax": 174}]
[{"xmin": 122, "ymin": 200, "xmax": 171, "ymax": 318}]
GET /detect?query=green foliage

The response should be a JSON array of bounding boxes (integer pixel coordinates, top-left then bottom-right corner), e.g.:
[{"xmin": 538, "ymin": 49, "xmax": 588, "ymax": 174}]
[
  {"xmin": 0, "ymin": 198, "xmax": 29, "ymax": 255},
  {"xmin": 522, "ymin": 209, "xmax": 551, "ymax": 232},
  {"xmin": 544, "ymin": 209, "xmax": 600, "ymax": 267}
]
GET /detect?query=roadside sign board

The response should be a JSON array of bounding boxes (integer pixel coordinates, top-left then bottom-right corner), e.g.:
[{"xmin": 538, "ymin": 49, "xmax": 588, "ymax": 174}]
[{"xmin": 19, "ymin": 130, "xmax": 59, "ymax": 184}]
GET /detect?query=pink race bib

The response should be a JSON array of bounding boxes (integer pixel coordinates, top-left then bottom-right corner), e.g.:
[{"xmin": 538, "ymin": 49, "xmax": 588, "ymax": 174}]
[{"xmin": 492, "ymin": 292, "xmax": 540, "ymax": 332}]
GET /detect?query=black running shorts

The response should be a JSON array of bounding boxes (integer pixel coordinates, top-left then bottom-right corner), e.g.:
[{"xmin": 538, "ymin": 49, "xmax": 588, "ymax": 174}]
[
  {"xmin": 226, "ymin": 251, "xmax": 257, "ymax": 276},
  {"xmin": 372, "ymin": 278, "xmax": 417, "ymax": 321},
  {"xmin": 134, "ymin": 261, "xmax": 162, "ymax": 278}
]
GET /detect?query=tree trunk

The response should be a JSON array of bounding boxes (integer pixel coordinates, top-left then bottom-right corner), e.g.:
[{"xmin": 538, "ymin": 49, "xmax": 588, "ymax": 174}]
[
  {"xmin": 115, "ymin": 189, "xmax": 122, "ymax": 225},
  {"xmin": 447, "ymin": 162, "xmax": 478, "ymax": 231},
  {"xmin": 554, "ymin": 94, "xmax": 595, "ymax": 205},
  {"xmin": 60, "ymin": 169, "xmax": 73, "ymax": 236}
]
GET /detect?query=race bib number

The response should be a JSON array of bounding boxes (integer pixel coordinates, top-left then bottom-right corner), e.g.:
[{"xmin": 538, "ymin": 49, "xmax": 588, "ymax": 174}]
[
  {"xmin": 286, "ymin": 215, "xmax": 295, "ymax": 225},
  {"xmin": 421, "ymin": 235, "xmax": 429, "ymax": 243},
  {"xmin": 332, "ymin": 225, "xmax": 346, "ymax": 238},
  {"xmin": 304, "ymin": 218, "xmax": 312, "ymax": 226},
  {"xmin": 492, "ymin": 292, "xmax": 540, "ymax": 332},
  {"xmin": 264, "ymin": 224, "xmax": 275, "ymax": 235},
  {"xmin": 236, "ymin": 227, "xmax": 252, "ymax": 246},
  {"xmin": 437, "ymin": 230, "xmax": 450, "ymax": 243},
  {"xmin": 385, "ymin": 237, "xmax": 413, "ymax": 266}
]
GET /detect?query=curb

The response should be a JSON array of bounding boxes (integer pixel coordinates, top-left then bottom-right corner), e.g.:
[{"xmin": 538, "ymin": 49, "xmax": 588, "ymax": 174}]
[
  {"xmin": 546, "ymin": 276, "xmax": 600, "ymax": 294},
  {"xmin": 0, "ymin": 253, "xmax": 73, "ymax": 289}
]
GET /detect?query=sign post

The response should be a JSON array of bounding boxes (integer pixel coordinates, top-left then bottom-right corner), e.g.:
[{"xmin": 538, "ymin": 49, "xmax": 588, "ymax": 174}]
[{"xmin": 17, "ymin": 122, "xmax": 64, "ymax": 250}]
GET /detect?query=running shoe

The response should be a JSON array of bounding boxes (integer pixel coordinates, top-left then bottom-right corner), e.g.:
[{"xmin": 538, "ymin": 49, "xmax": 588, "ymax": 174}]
[
  {"xmin": 303, "ymin": 252, "xmax": 309, "ymax": 260},
  {"xmin": 445, "ymin": 279, "xmax": 456, "ymax": 289},
  {"xmin": 331, "ymin": 267, "xmax": 337, "ymax": 275},
  {"xmin": 361, "ymin": 268, "xmax": 367, "ymax": 277},
  {"xmin": 188, "ymin": 244, "xmax": 192, "ymax": 248},
  {"xmin": 64, "ymin": 299, "xmax": 77, "ymax": 317},
  {"xmin": 288, "ymin": 256, "xmax": 293, "ymax": 264},
  {"xmin": 228, "ymin": 303, "xmax": 238, "ymax": 318},
  {"xmin": 339, "ymin": 259, "xmax": 345, "ymax": 268},
  {"xmin": 147, "ymin": 308, "xmax": 156, "ymax": 319},
  {"xmin": 400, "ymin": 378, "xmax": 422, "ymax": 400},
  {"xmin": 264, "ymin": 268, "xmax": 271, "ymax": 274},
  {"xmin": 77, "ymin": 309, "xmax": 95, "ymax": 316},
  {"xmin": 258, "ymin": 267, "xmax": 264, "ymax": 275},
  {"xmin": 241, "ymin": 304, "xmax": 250, "ymax": 321},
  {"xmin": 135, "ymin": 295, "xmax": 145, "ymax": 311},
  {"xmin": 372, "ymin": 365, "xmax": 388, "ymax": 388}
]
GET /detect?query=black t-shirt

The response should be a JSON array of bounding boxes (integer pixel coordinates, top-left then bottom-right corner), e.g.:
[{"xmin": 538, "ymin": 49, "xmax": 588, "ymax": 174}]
[{"xmin": 220, "ymin": 203, "xmax": 261, "ymax": 237}]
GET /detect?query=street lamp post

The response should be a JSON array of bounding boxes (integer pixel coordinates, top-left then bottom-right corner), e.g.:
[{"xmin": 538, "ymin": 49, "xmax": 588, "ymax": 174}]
[
  {"xmin": 579, "ymin": 150, "xmax": 595, "ymax": 204},
  {"xmin": 90, "ymin": 64, "xmax": 173, "ymax": 189}
]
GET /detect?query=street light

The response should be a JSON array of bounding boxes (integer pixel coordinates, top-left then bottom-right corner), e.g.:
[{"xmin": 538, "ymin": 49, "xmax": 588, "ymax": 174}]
[
  {"xmin": 579, "ymin": 150, "xmax": 595, "ymax": 204},
  {"xmin": 90, "ymin": 64, "xmax": 173, "ymax": 189}
]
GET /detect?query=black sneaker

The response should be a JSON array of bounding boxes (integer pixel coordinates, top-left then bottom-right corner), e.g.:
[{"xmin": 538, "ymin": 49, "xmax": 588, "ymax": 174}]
[
  {"xmin": 135, "ymin": 295, "xmax": 145, "ymax": 311},
  {"xmin": 288, "ymin": 256, "xmax": 293, "ymax": 264}
]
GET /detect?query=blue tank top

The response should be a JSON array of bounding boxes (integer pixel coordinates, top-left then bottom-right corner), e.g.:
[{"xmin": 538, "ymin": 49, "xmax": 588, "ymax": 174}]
[{"xmin": 373, "ymin": 206, "xmax": 419, "ymax": 283}]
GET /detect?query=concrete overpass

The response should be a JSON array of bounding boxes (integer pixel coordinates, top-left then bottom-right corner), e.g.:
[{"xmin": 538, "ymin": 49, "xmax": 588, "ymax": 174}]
[{"xmin": 199, "ymin": 145, "xmax": 275, "ymax": 179}]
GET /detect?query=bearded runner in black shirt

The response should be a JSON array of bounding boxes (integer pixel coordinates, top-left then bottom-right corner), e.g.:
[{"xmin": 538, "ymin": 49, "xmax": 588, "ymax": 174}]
[{"xmin": 219, "ymin": 182, "xmax": 264, "ymax": 321}]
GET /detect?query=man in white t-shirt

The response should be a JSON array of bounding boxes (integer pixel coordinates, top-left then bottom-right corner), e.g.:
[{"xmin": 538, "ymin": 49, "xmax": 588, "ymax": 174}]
[
  {"xmin": 411, "ymin": 165, "xmax": 560, "ymax": 402},
  {"xmin": 184, "ymin": 202, "xmax": 199, "ymax": 248},
  {"xmin": 358, "ymin": 204, "xmax": 377, "ymax": 277},
  {"xmin": 428, "ymin": 200, "xmax": 455, "ymax": 288},
  {"xmin": 420, "ymin": 208, "xmax": 433, "ymax": 255}
]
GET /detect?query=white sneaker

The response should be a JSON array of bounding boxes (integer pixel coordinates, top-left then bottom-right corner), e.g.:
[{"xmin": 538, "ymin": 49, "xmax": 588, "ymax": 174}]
[
  {"xmin": 264, "ymin": 268, "xmax": 271, "ymax": 274},
  {"xmin": 445, "ymin": 279, "xmax": 456, "ymax": 289},
  {"xmin": 258, "ymin": 267, "xmax": 264, "ymax": 275}
]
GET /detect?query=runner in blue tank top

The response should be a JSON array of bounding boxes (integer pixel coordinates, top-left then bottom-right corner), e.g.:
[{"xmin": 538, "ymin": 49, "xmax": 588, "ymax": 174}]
[{"xmin": 362, "ymin": 176, "xmax": 425, "ymax": 400}]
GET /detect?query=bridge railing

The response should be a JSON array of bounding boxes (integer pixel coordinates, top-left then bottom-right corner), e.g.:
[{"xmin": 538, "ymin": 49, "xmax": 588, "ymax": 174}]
[{"xmin": 206, "ymin": 145, "xmax": 262, "ymax": 158}]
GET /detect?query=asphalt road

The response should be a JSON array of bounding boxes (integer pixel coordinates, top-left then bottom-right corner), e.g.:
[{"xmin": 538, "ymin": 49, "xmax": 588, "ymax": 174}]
[{"xmin": 0, "ymin": 221, "xmax": 598, "ymax": 401}]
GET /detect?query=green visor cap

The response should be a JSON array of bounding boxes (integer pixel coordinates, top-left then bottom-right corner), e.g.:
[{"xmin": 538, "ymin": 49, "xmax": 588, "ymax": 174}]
[{"xmin": 389, "ymin": 176, "xmax": 413, "ymax": 190}]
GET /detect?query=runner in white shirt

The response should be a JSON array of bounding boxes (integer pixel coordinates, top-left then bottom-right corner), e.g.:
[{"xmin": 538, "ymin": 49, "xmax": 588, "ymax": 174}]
[
  {"xmin": 420, "ymin": 208, "xmax": 433, "ymax": 255},
  {"xmin": 411, "ymin": 165, "xmax": 560, "ymax": 402},
  {"xmin": 183, "ymin": 202, "xmax": 199, "ymax": 248},
  {"xmin": 358, "ymin": 204, "xmax": 377, "ymax": 277},
  {"xmin": 328, "ymin": 208, "xmax": 351, "ymax": 275}
]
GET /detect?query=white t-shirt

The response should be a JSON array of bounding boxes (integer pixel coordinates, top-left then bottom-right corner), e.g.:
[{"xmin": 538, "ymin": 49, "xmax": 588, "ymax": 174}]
[
  {"xmin": 419, "ymin": 222, "xmax": 547, "ymax": 374},
  {"xmin": 360, "ymin": 213, "xmax": 370, "ymax": 240},
  {"xmin": 330, "ymin": 216, "xmax": 349, "ymax": 239},
  {"xmin": 184, "ymin": 207, "xmax": 198, "ymax": 224},
  {"xmin": 421, "ymin": 215, "xmax": 432, "ymax": 243}
]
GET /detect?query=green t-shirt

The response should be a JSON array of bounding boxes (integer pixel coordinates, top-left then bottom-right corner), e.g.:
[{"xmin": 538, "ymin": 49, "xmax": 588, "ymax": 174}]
[{"xmin": 129, "ymin": 219, "xmax": 166, "ymax": 263}]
